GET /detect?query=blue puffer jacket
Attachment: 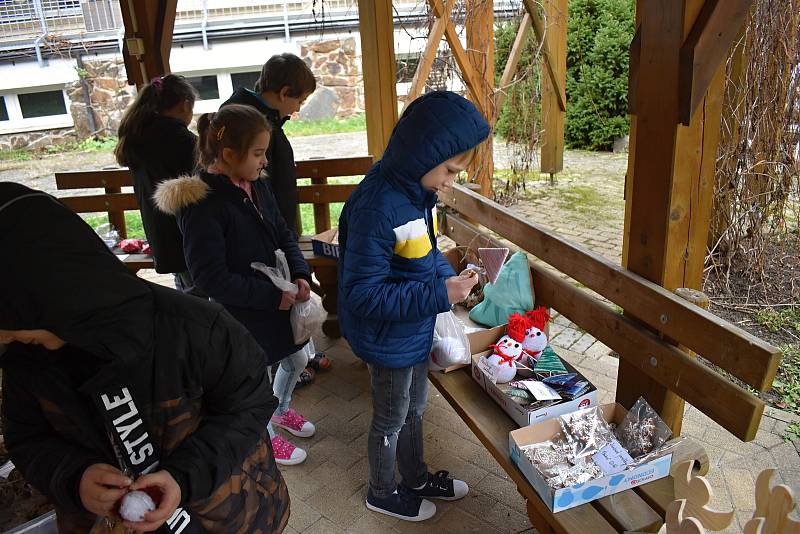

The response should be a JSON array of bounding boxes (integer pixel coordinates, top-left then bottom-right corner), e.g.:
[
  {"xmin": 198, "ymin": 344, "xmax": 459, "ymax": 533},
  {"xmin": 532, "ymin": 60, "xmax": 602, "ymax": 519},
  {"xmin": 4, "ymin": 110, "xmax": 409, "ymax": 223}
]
[{"xmin": 337, "ymin": 91, "xmax": 490, "ymax": 368}]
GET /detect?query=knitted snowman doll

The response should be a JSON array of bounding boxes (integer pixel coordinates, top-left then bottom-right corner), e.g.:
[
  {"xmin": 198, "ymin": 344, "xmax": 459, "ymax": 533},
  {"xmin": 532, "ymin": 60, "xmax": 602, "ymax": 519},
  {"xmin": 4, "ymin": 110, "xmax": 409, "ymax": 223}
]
[
  {"xmin": 522, "ymin": 307, "xmax": 551, "ymax": 362},
  {"xmin": 484, "ymin": 334, "xmax": 523, "ymax": 383}
]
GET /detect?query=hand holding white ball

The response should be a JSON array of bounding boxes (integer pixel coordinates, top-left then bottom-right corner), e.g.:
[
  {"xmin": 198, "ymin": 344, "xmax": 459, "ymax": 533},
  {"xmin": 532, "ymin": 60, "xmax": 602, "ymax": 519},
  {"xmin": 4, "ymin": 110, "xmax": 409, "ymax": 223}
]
[{"xmin": 119, "ymin": 490, "xmax": 156, "ymax": 522}]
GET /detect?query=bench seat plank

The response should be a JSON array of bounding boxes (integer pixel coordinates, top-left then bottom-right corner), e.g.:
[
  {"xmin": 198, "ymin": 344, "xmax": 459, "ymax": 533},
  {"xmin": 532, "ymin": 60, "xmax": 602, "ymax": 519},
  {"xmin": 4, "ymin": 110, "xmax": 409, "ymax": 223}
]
[{"xmin": 428, "ymin": 367, "xmax": 619, "ymax": 534}]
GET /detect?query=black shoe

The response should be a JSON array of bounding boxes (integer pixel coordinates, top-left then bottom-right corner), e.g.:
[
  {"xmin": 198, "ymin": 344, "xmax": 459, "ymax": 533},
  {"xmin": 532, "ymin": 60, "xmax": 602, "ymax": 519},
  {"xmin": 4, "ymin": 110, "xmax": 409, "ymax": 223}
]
[
  {"xmin": 365, "ymin": 487, "xmax": 436, "ymax": 522},
  {"xmin": 404, "ymin": 470, "xmax": 469, "ymax": 501}
]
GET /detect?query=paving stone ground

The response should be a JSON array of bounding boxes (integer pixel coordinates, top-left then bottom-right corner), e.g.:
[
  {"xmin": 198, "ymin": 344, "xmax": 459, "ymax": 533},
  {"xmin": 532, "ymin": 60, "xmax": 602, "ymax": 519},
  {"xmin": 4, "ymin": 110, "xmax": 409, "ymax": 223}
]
[{"xmin": 6, "ymin": 132, "xmax": 799, "ymax": 532}]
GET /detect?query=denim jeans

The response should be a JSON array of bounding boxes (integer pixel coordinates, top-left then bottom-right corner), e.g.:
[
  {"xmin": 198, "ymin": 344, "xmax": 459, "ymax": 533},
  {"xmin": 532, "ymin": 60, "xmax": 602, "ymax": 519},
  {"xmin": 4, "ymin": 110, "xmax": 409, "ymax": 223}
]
[
  {"xmin": 367, "ymin": 360, "xmax": 429, "ymax": 498},
  {"xmin": 267, "ymin": 344, "xmax": 310, "ymax": 438}
]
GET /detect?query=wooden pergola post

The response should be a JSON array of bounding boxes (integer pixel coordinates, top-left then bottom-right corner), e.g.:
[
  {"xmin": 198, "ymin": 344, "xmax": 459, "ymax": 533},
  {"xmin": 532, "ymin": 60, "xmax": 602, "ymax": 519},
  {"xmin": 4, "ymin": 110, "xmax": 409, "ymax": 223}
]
[
  {"xmin": 619, "ymin": 0, "xmax": 753, "ymax": 434},
  {"xmin": 466, "ymin": 0, "xmax": 495, "ymax": 196},
  {"xmin": 540, "ymin": 0, "xmax": 567, "ymax": 175},
  {"xmin": 357, "ymin": 0, "xmax": 398, "ymax": 160},
  {"xmin": 119, "ymin": 0, "xmax": 177, "ymax": 88}
]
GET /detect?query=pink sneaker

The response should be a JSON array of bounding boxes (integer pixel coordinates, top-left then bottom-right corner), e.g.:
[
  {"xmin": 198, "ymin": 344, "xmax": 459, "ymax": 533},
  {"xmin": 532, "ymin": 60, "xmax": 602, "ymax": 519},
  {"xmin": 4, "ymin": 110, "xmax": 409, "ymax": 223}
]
[
  {"xmin": 271, "ymin": 408, "xmax": 316, "ymax": 438},
  {"xmin": 271, "ymin": 435, "xmax": 307, "ymax": 466}
]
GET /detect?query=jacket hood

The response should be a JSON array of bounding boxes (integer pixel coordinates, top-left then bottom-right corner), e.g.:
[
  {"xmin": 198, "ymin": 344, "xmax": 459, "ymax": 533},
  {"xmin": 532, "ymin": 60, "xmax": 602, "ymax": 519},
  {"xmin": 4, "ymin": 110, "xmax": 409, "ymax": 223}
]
[
  {"xmin": 154, "ymin": 174, "xmax": 209, "ymax": 215},
  {"xmin": 0, "ymin": 182, "xmax": 154, "ymax": 365},
  {"xmin": 223, "ymin": 88, "xmax": 286, "ymax": 125},
  {"xmin": 379, "ymin": 91, "xmax": 490, "ymax": 207}
]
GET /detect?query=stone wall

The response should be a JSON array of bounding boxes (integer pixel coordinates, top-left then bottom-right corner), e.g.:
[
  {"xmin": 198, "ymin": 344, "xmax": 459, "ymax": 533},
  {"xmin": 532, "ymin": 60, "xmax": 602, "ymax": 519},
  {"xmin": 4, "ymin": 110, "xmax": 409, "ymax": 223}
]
[
  {"xmin": 0, "ymin": 127, "xmax": 77, "ymax": 152},
  {"xmin": 300, "ymin": 37, "xmax": 364, "ymax": 119},
  {"xmin": 67, "ymin": 58, "xmax": 135, "ymax": 138}
]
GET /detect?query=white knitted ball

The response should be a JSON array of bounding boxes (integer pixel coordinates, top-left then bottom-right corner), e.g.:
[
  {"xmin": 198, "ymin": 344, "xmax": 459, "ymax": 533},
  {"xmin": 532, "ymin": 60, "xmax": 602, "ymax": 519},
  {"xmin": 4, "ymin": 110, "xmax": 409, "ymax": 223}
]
[{"xmin": 119, "ymin": 490, "xmax": 156, "ymax": 522}]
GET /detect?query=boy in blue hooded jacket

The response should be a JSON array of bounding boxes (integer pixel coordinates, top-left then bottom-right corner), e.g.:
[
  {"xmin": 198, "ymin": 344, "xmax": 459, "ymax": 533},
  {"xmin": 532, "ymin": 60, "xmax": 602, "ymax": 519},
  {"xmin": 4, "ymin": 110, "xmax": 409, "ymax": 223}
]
[{"xmin": 337, "ymin": 91, "xmax": 489, "ymax": 521}]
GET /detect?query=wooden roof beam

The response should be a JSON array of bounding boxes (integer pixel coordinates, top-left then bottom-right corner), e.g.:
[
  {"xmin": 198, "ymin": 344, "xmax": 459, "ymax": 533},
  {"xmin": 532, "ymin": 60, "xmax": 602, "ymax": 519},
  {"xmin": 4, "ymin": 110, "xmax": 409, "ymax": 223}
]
[
  {"xmin": 522, "ymin": 0, "xmax": 566, "ymax": 111},
  {"xmin": 119, "ymin": 0, "xmax": 177, "ymax": 88},
  {"xmin": 679, "ymin": 0, "xmax": 753, "ymax": 124},
  {"xmin": 494, "ymin": 12, "xmax": 532, "ymax": 114}
]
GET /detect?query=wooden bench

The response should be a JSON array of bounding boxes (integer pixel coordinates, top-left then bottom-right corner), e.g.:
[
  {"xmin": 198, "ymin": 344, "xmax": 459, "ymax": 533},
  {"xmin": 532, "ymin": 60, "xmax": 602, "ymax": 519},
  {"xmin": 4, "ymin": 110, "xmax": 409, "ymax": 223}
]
[
  {"xmin": 54, "ymin": 156, "xmax": 374, "ymax": 337},
  {"xmin": 428, "ymin": 184, "xmax": 782, "ymax": 533}
]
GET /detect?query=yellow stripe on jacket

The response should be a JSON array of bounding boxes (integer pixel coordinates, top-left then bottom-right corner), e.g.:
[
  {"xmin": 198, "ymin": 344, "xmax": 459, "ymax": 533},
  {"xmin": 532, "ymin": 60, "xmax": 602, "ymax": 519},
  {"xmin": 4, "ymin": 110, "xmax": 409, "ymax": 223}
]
[{"xmin": 393, "ymin": 217, "xmax": 432, "ymax": 259}]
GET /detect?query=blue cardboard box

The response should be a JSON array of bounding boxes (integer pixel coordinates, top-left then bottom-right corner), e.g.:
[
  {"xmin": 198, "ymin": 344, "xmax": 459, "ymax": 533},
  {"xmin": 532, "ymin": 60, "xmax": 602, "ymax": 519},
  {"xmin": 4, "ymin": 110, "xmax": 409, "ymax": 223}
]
[{"xmin": 311, "ymin": 228, "xmax": 340, "ymax": 259}]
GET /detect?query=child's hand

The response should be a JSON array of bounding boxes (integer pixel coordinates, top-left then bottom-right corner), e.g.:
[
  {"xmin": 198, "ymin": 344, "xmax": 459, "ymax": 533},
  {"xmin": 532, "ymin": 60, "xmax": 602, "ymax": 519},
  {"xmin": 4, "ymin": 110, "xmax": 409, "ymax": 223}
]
[
  {"xmin": 294, "ymin": 279, "xmax": 311, "ymax": 302},
  {"xmin": 279, "ymin": 290, "xmax": 296, "ymax": 310},
  {"xmin": 122, "ymin": 470, "xmax": 181, "ymax": 532},
  {"xmin": 445, "ymin": 273, "xmax": 478, "ymax": 304},
  {"xmin": 78, "ymin": 463, "xmax": 131, "ymax": 516}
]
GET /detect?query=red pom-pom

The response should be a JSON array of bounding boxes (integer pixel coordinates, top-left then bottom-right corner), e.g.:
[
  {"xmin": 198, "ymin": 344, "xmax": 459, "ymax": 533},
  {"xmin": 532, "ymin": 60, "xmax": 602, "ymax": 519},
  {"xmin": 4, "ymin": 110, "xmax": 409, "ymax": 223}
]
[
  {"xmin": 506, "ymin": 313, "xmax": 529, "ymax": 342},
  {"xmin": 525, "ymin": 307, "xmax": 551, "ymax": 331},
  {"xmin": 119, "ymin": 239, "xmax": 145, "ymax": 253}
]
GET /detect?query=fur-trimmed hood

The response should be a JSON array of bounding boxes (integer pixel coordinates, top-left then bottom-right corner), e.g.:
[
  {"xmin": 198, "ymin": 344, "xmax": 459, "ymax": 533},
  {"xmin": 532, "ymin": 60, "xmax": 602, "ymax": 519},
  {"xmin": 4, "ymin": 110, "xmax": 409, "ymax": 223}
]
[{"xmin": 153, "ymin": 174, "xmax": 209, "ymax": 215}]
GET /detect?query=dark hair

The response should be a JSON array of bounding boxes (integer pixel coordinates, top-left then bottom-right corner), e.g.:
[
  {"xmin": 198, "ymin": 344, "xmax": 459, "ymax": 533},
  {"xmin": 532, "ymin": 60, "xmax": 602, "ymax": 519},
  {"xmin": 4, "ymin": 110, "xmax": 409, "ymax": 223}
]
[
  {"xmin": 115, "ymin": 75, "xmax": 197, "ymax": 166},
  {"xmin": 196, "ymin": 104, "xmax": 271, "ymax": 169},
  {"xmin": 254, "ymin": 53, "xmax": 316, "ymax": 97}
]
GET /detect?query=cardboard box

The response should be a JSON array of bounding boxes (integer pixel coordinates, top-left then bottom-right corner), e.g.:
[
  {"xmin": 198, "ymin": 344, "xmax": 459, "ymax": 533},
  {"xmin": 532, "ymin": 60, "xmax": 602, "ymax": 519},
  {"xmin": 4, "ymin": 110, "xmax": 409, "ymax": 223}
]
[
  {"xmin": 311, "ymin": 228, "xmax": 340, "ymax": 259},
  {"xmin": 466, "ymin": 326, "xmax": 598, "ymax": 427},
  {"xmin": 509, "ymin": 403, "xmax": 674, "ymax": 513}
]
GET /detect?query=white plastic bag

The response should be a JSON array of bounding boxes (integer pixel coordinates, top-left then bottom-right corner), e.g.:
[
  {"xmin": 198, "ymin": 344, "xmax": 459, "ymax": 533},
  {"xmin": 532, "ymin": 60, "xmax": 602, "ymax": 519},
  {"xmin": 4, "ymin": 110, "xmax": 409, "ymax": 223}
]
[
  {"xmin": 429, "ymin": 310, "xmax": 471, "ymax": 370},
  {"xmin": 251, "ymin": 250, "xmax": 327, "ymax": 344}
]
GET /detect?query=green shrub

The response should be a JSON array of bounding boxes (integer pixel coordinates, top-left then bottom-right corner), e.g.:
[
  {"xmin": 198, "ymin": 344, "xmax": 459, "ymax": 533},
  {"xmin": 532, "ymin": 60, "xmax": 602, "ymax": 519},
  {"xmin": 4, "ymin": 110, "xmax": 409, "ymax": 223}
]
[{"xmin": 493, "ymin": 0, "xmax": 635, "ymax": 151}]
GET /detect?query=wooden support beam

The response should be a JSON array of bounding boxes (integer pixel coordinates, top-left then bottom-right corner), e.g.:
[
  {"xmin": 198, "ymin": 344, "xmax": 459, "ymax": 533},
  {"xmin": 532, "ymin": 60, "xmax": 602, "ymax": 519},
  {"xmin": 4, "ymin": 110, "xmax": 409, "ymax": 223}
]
[
  {"xmin": 522, "ymin": 0, "xmax": 567, "ymax": 112},
  {"xmin": 619, "ymin": 0, "xmax": 751, "ymax": 433},
  {"xmin": 466, "ymin": 0, "xmax": 495, "ymax": 197},
  {"xmin": 679, "ymin": 0, "xmax": 753, "ymax": 124},
  {"xmin": 119, "ymin": 0, "xmax": 177, "ymax": 87},
  {"xmin": 403, "ymin": 0, "xmax": 456, "ymax": 112},
  {"xmin": 427, "ymin": 0, "xmax": 487, "ymax": 117},
  {"xmin": 494, "ymin": 13, "xmax": 532, "ymax": 114},
  {"xmin": 540, "ymin": 0, "xmax": 567, "ymax": 175},
  {"xmin": 358, "ymin": 0, "xmax": 398, "ymax": 159}
]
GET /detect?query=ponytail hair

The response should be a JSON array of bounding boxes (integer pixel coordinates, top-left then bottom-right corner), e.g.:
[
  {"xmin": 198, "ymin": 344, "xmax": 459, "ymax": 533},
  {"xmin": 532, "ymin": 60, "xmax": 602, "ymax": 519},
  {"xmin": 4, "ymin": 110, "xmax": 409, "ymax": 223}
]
[
  {"xmin": 115, "ymin": 74, "xmax": 197, "ymax": 166},
  {"xmin": 254, "ymin": 53, "xmax": 316, "ymax": 97},
  {"xmin": 197, "ymin": 104, "xmax": 271, "ymax": 169}
]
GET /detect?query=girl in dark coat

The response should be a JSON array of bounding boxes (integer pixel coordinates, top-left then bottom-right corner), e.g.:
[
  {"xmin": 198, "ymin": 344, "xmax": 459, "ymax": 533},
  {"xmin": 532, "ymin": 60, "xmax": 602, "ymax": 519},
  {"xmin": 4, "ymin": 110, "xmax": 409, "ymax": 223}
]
[
  {"xmin": 0, "ymin": 182, "xmax": 289, "ymax": 533},
  {"xmin": 154, "ymin": 105, "xmax": 316, "ymax": 466},
  {"xmin": 115, "ymin": 74, "xmax": 201, "ymax": 294}
]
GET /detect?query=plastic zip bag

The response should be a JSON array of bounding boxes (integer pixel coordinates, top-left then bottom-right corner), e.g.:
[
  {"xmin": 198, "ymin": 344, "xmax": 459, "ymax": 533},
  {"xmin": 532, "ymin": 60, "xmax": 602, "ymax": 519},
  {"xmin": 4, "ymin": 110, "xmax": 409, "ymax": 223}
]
[
  {"xmin": 429, "ymin": 310, "xmax": 471, "ymax": 369},
  {"xmin": 251, "ymin": 250, "xmax": 327, "ymax": 344},
  {"xmin": 615, "ymin": 396, "xmax": 672, "ymax": 458}
]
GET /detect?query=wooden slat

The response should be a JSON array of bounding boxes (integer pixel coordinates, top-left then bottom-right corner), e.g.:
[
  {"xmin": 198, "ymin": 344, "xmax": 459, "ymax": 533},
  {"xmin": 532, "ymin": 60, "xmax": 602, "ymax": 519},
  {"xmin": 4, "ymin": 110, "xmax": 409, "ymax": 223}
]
[
  {"xmin": 295, "ymin": 156, "xmax": 374, "ymax": 179},
  {"xmin": 55, "ymin": 169, "xmax": 133, "ymax": 189},
  {"xmin": 60, "ymin": 193, "xmax": 140, "ymax": 214},
  {"xmin": 440, "ymin": 185, "xmax": 780, "ymax": 393},
  {"xmin": 297, "ymin": 184, "xmax": 356, "ymax": 204},
  {"xmin": 678, "ymin": 0, "xmax": 753, "ymax": 124},
  {"xmin": 593, "ymin": 490, "xmax": 662, "ymax": 533},
  {"xmin": 428, "ymin": 368, "xmax": 619, "ymax": 534},
  {"xmin": 442, "ymin": 213, "xmax": 766, "ymax": 441},
  {"xmin": 403, "ymin": 0, "xmax": 456, "ymax": 111},
  {"xmin": 466, "ymin": 0, "xmax": 495, "ymax": 197},
  {"xmin": 522, "ymin": 0, "xmax": 567, "ymax": 111},
  {"xmin": 494, "ymin": 13, "xmax": 532, "ymax": 114},
  {"xmin": 311, "ymin": 176, "xmax": 331, "ymax": 233},
  {"xmin": 634, "ymin": 440, "xmax": 710, "ymax": 517}
]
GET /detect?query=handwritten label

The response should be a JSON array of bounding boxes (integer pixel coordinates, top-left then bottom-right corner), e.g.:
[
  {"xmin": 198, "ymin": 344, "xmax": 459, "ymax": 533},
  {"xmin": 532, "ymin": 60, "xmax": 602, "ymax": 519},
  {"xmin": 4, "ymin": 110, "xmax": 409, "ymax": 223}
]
[
  {"xmin": 477, "ymin": 356, "xmax": 499, "ymax": 383},
  {"xmin": 522, "ymin": 381, "xmax": 562, "ymax": 401},
  {"xmin": 592, "ymin": 440, "xmax": 634, "ymax": 475}
]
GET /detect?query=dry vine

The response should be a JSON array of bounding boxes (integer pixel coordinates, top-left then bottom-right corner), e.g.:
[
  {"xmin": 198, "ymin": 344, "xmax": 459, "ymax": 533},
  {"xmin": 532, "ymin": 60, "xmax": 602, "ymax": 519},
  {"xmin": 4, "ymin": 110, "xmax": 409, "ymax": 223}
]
[{"xmin": 707, "ymin": 0, "xmax": 800, "ymax": 299}]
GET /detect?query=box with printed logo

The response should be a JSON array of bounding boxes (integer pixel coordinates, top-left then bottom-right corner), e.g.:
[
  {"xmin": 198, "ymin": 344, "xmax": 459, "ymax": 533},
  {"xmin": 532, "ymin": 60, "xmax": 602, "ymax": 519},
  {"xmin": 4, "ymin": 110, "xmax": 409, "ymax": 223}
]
[
  {"xmin": 508, "ymin": 403, "xmax": 674, "ymax": 513},
  {"xmin": 467, "ymin": 327, "xmax": 598, "ymax": 428},
  {"xmin": 311, "ymin": 228, "xmax": 340, "ymax": 259}
]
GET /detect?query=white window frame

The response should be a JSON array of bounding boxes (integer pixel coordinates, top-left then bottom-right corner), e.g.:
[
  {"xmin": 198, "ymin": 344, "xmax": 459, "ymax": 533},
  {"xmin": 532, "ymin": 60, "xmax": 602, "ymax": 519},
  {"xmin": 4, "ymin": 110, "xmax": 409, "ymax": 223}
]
[
  {"xmin": 178, "ymin": 70, "xmax": 228, "ymax": 114},
  {"xmin": 0, "ymin": 86, "xmax": 73, "ymax": 135}
]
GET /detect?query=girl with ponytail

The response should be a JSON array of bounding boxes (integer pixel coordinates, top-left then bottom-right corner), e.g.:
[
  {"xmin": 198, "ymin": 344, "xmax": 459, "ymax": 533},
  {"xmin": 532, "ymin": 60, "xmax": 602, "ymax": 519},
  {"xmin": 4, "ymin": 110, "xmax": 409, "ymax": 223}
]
[
  {"xmin": 115, "ymin": 75, "xmax": 200, "ymax": 293},
  {"xmin": 155, "ymin": 104, "xmax": 316, "ymax": 466}
]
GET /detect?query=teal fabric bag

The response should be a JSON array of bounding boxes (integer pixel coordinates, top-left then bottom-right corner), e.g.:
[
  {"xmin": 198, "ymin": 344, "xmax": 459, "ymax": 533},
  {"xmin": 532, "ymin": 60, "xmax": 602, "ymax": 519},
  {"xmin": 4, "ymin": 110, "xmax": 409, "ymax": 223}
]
[{"xmin": 468, "ymin": 251, "xmax": 534, "ymax": 327}]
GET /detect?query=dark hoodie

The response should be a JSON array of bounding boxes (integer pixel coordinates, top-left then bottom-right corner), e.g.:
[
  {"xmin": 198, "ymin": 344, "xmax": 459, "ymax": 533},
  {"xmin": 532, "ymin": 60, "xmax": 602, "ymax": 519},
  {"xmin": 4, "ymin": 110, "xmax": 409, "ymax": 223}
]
[
  {"xmin": 0, "ymin": 183, "xmax": 289, "ymax": 533},
  {"xmin": 222, "ymin": 88, "xmax": 299, "ymax": 234},
  {"xmin": 337, "ymin": 91, "xmax": 490, "ymax": 368}
]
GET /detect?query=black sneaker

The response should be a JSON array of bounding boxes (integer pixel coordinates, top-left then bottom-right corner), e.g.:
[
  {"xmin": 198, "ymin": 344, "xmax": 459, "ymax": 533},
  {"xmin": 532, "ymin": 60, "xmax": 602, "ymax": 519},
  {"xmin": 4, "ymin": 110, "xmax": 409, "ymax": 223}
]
[
  {"xmin": 365, "ymin": 486, "xmax": 436, "ymax": 522},
  {"xmin": 404, "ymin": 470, "xmax": 469, "ymax": 501}
]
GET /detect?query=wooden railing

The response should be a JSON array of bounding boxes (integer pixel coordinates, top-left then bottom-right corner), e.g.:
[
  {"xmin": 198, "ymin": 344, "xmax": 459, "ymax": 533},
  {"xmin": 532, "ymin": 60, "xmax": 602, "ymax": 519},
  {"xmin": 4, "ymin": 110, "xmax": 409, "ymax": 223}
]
[{"xmin": 438, "ymin": 183, "xmax": 781, "ymax": 442}]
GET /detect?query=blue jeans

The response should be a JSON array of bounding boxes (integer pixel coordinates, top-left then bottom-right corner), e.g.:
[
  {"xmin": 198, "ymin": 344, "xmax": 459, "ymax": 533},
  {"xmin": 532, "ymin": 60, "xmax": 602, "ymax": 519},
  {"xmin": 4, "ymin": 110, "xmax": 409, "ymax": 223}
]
[
  {"xmin": 267, "ymin": 344, "xmax": 310, "ymax": 439},
  {"xmin": 367, "ymin": 360, "xmax": 429, "ymax": 498}
]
